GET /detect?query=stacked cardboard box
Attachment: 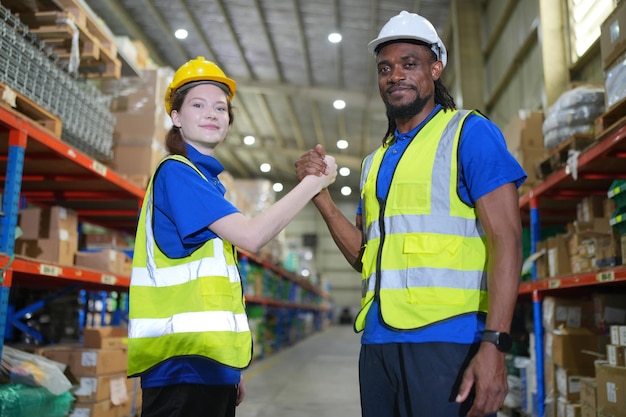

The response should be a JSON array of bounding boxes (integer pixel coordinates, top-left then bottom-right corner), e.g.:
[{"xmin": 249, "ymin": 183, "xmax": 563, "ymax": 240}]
[
  {"xmin": 101, "ymin": 68, "xmax": 174, "ymax": 189},
  {"xmin": 540, "ymin": 294, "xmax": 626, "ymax": 417},
  {"xmin": 541, "ymin": 296, "xmax": 611, "ymax": 417},
  {"xmin": 532, "ymin": 195, "xmax": 621, "ymax": 280},
  {"xmin": 15, "ymin": 206, "xmax": 79, "ymax": 265},
  {"xmin": 594, "ymin": 361, "xmax": 626, "ymax": 417},
  {"xmin": 74, "ymin": 249, "xmax": 132, "ymax": 277},
  {"xmin": 601, "ymin": 1, "xmax": 626, "ymax": 108},
  {"xmin": 37, "ymin": 327, "xmax": 141, "ymax": 417},
  {"xmin": 501, "ymin": 110, "xmax": 546, "ymax": 191}
]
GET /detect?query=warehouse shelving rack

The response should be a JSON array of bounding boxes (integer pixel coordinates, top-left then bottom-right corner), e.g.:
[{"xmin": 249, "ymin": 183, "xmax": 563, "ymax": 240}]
[
  {"xmin": 0, "ymin": 102, "xmax": 329, "ymax": 358},
  {"xmin": 518, "ymin": 120, "xmax": 626, "ymax": 417}
]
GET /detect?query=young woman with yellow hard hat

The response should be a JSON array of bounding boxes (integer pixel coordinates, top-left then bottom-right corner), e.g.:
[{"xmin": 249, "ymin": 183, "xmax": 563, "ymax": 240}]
[{"xmin": 127, "ymin": 56, "xmax": 337, "ymax": 417}]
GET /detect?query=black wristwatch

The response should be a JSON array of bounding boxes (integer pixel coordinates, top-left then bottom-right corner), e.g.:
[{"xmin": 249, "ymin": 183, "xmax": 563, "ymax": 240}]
[{"xmin": 481, "ymin": 330, "xmax": 512, "ymax": 353}]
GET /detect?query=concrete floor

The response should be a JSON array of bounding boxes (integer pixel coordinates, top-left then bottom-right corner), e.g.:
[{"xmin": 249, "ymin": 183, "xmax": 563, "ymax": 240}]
[{"xmin": 238, "ymin": 325, "xmax": 362, "ymax": 417}]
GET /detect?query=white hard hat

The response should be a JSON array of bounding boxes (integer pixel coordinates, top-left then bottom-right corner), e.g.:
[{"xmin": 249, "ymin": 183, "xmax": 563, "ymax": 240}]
[{"xmin": 368, "ymin": 10, "xmax": 447, "ymax": 68}]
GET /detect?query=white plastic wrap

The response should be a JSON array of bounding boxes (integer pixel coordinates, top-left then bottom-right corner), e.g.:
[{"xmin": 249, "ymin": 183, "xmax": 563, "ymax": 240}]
[
  {"xmin": 1, "ymin": 346, "xmax": 72, "ymax": 395},
  {"xmin": 605, "ymin": 52, "xmax": 626, "ymax": 108},
  {"xmin": 542, "ymin": 85, "xmax": 605, "ymax": 150}
]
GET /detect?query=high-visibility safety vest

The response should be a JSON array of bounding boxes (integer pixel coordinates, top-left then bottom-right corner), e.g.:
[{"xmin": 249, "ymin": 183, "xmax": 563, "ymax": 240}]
[
  {"xmin": 127, "ymin": 154, "xmax": 252, "ymax": 377},
  {"xmin": 354, "ymin": 109, "xmax": 489, "ymax": 332}
]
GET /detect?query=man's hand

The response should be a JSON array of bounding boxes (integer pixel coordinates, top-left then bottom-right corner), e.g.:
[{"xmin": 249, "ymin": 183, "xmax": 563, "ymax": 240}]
[
  {"xmin": 295, "ymin": 144, "xmax": 327, "ymax": 181},
  {"xmin": 455, "ymin": 343, "xmax": 508, "ymax": 416},
  {"xmin": 236, "ymin": 375, "xmax": 246, "ymax": 406}
]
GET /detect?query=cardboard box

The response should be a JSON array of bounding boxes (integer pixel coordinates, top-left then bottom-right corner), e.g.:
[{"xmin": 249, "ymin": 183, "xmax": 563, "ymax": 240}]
[
  {"xmin": 611, "ymin": 325, "xmax": 626, "ymax": 346},
  {"xmin": 70, "ymin": 395, "xmax": 133, "ymax": 417},
  {"xmin": 552, "ymin": 328, "xmax": 600, "ymax": 370},
  {"xmin": 84, "ymin": 327, "xmax": 128, "ymax": 350},
  {"xmin": 578, "ymin": 196, "xmax": 607, "ymax": 222},
  {"xmin": 74, "ymin": 250, "xmax": 132, "ymax": 276},
  {"xmin": 15, "ymin": 237, "xmax": 78, "ymax": 266},
  {"xmin": 579, "ymin": 377, "xmax": 597, "ymax": 410},
  {"xmin": 503, "ymin": 110, "xmax": 545, "ymax": 151},
  {"xmin": 601, "ymin": 0, "xmax": 626, "ymax": 69},
  {"xmin": 39, "ymin": 345, "xmax": 128, "ymax": 376},
  {"xmin": 548, "ymin": 235, "xmax": 571, "ymax": 277},
  {"xmin": 594, "ymin": 294, "xmax": 626, "ymax": 329},
  {"xmin": 595, "ymin": 362, "xmax": 626, "ymax": 417},
  {"xmin": 535, "ymin": 240, "xmax": 549, "ymax": 279},
  {"xmin": 607, "ymin": 345, "xmax": 626, "ymax": 366},
  {"xmin": 556, "ymin": 366, "xmax": 595, "ymax": 401},
  {"xmin": 18, "ymin": 206, "xmax": 78, "ymax": 240},
  {"xmin": 72, "ymin": 373, "xmax": 136, "ymax": 402},
  {"xmin": 566, "ymin": 402, "xmax": 582, "ymax": 417},
  {"xmin": 543, "ymin": 296, "xmax": 595, "ymax": 330},
  {"xmin": 111, "ymin": 142, "xmax": 167, "ymax": 179}
]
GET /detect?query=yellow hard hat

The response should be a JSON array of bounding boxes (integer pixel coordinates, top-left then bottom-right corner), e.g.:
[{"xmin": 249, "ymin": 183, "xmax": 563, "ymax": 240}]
[{"xmin": 164, "ymin": 56, "xmax": 236, "ymax": 114}]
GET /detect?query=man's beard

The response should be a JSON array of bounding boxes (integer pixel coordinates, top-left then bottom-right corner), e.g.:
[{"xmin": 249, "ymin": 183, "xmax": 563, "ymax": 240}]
[{"xmin": 385, "ymin": 92, "xmax": 432, "ymax": 121}]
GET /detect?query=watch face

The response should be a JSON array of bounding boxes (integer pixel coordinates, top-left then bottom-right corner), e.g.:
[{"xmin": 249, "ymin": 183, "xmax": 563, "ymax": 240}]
[{"xmin": 497, "ymin": 333, "xmax": 513, "ymax": 352}]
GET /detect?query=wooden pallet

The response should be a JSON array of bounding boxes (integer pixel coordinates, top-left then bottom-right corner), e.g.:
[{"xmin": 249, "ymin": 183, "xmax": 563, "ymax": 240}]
[
  {"xmin": 0, "ymin": 83, "xmax": 62, "ymax": 137},
  {"xmin": 594, "ymin": 96, "xmax": 626, "ymax": 139},
  {"xmin": 17, "ymin": 7, "xmax": 120, "ymax": 79},
  {"xmin": 535, "ymin": 133, "xmax": 595, "ymax": 179}
]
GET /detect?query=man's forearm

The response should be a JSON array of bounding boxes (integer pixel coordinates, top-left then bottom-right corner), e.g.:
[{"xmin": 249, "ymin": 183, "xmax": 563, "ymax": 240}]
[{"xmin": 313, "ymin": 189, "xmax": 364, "ymax": 271}]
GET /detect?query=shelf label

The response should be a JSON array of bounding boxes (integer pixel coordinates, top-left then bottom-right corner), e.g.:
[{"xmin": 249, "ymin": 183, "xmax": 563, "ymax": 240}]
[
  {"xmin": 101, "ymin": 274, "xmax": 117, "ymax": 285},
  {"xmin": 596, "ymin": 271, "xmax": 615, "ymax": 283},
  {"xmin": 39, "ymin": 264, "xmax": 62, "ymax": 276},
  {"xmin": 91, "ymin": 160, "xmax": 108, "ymax": 176},
  {"xmin": 548, "ymin": 279, "xmax": 561, "ymax": 289}
]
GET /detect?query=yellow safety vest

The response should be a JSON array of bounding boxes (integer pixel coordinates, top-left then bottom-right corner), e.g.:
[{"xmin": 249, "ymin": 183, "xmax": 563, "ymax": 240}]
[
  {"xmin": 127, "ymin": 155, "xmax": 252, "ymax": 377},
  {"xmin": 355, "ymin": 109, "xmax": 489, "ymax": 332}
]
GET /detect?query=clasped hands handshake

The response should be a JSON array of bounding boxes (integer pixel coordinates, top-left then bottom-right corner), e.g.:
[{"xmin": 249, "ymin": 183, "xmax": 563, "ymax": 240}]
[{"xmin": 295, "ymin": 144, "xmax": 337, "ymax": 189}]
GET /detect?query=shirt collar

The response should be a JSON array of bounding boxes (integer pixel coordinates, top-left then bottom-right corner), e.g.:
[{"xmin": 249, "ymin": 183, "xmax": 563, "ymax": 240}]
[
  {"xmin": 185, "ymin": 143, "xmax": 225, "ymax": 177},
  {"xmin": 393, "ymin": 104, "xmax": 442, "ymax": 142}
]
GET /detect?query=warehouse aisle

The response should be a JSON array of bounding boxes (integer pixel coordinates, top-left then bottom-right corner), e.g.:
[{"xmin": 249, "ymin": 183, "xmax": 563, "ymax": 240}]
[{"xmin": 238, "ymin": 325, "xmax": 361, "ymax": 417}]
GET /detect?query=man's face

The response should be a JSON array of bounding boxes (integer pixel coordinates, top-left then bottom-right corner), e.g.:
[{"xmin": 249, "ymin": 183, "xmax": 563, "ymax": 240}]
[{"xmin": 376, "ymin": 42, "xmax": 441, "ymax": 121}]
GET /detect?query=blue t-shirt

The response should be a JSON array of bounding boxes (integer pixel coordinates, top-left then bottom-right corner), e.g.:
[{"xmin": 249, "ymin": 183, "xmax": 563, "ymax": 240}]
[
  {"xmin": 357, "ymin": 106, "xmax": 527, "ymax": 345},
  {"xmin": 140, "ymin": 144, "xmax": 242, "ymax": 388}
]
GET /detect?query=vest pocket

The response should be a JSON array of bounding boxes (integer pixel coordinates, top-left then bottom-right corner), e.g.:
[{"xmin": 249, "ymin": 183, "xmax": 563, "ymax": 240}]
[
  {"xmin": 392, "ymin": 181, "xmax": 430, "ymax": 212},
  {"xmin": 199, "ymin": 276, "xmax": 234, "ymax": 309}
]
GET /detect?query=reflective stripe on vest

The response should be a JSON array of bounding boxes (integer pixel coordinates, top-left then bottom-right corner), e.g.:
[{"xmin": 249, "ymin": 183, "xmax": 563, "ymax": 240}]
[
  {"xmin": 128, "ymin": 155, "xmax": 252, "ymax": 377},
  {"xmin": 355, "ymin": 109, "xmax": 489, "ymax": 332}
]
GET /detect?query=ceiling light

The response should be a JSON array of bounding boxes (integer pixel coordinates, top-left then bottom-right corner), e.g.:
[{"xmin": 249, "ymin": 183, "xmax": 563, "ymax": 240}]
[
  {"xmin": 272, "ymin": 182, "xmax": 284, "ymax": 192},
  {"xmin": 341, "ymin": 186, "xmax": 352, "ymax": 196},
  {"xmin": 301, "ymin": 269, "xmax": 311, "ymax": 277},
  {"xmin": 243, "ymin": 135, "xmax": 255, "ymax": 145},
  {"xmin": 333, "ymin": 99, "xmax": 346, "ymax": 110},
  {"xmin": 336, "ymin": 139, "xmax": 348, "ymax": 149},
  {"xmin": 339, "ymin": 167, "xmax": 350, "ymax": 176},
  {"xmin": 328, "ymin": 32, "xmax": 342, "ymax": 43},
  {"xmin": 260, "ymin": 163, "xmax": 271, "ymax": 173},
  {"xmin": 174, "ymin": 29, "xmax": 188, "ymax": 40}
]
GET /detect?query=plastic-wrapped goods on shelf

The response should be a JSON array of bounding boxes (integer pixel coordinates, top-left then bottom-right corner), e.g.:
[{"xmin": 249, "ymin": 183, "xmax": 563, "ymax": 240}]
[
  {"xmin": 1, "ymin": 345, "xmax": 72, "ymax": 395},
  {"xmin": 0, "ymin": 4, "xmax": 116, "ymax": 160},
  {"xmin": 0, "ymin": 384, "xmax": 74, "ymax": 417},
  {"xmin": 605, "ymin": 52, "xmax": 626, "ymax": 108},
  {"xmin": 542, "ymin": 85, "xmax": 606, "ymax": 150}
]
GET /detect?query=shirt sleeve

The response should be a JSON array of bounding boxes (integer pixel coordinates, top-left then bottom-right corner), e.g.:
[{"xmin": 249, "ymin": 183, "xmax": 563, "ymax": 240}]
[
  {"xmin": 153, "ymin": 160, "xmax": 240, "ymax": 255},
  {"xmin": 457, "ymin": 114, "xmax": 527, "ymax": 206}
]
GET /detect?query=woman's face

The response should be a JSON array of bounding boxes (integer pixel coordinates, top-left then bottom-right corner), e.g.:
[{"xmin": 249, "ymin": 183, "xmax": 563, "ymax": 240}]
[{"xmin": 170, "ymin": 83, "xmax": 230, "ymax": 154}]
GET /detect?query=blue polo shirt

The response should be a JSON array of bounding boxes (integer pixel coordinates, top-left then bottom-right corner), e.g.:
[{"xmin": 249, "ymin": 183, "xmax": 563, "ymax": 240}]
[
  {"xmin": 358, "ymin": 106, "xmax": 527, "ymax": 345},
  {"xmin": 140, "ymin": 144, "xmax": 242, "ymax": 388}
]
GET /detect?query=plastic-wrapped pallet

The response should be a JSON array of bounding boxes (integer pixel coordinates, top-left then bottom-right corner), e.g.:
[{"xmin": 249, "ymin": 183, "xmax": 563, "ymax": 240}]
[
  {"xmin": 605, "ymin": 52, "xmax": 626, "ymax": 108},
  {"xmin": 542, "ymin": 85, "xmax": 605, "ymax": 150},
  {"xmin": 0, "ymin": 384, "xmax": 74, "ymax": 417}
]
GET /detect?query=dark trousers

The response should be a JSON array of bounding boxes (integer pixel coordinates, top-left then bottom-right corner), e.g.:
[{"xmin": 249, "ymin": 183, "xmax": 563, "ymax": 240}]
[
  {"xmin": 359, "ymin": 342, "xmax": 494, "ymax": 417},
  {"xmin": 141, "ymin": 383, "xmax": 237, "ymax": 417}
]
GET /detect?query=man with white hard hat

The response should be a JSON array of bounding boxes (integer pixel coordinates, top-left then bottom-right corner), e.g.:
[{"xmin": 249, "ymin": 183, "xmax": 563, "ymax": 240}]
[{"xmin": 296, "ymin": 10, "xmax": 526, "ymax": 417}]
